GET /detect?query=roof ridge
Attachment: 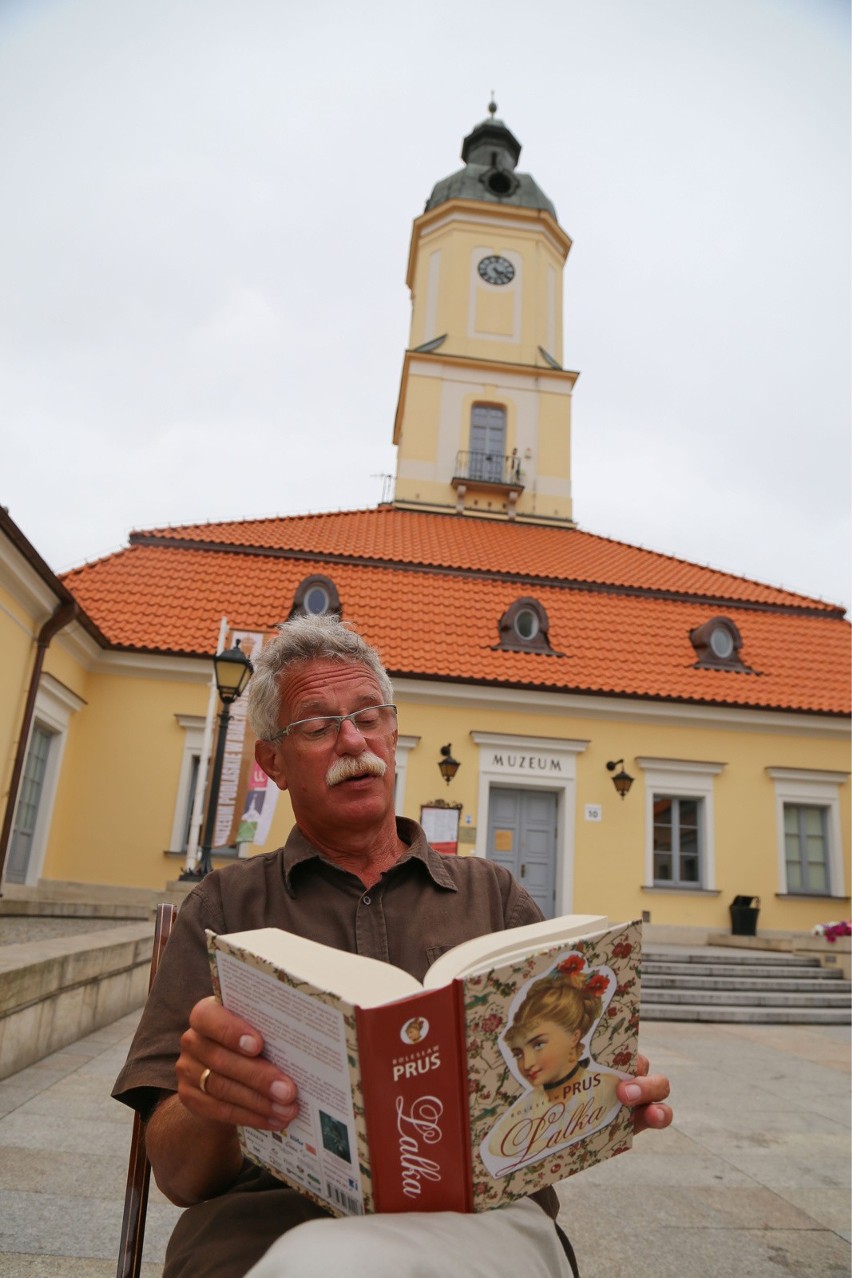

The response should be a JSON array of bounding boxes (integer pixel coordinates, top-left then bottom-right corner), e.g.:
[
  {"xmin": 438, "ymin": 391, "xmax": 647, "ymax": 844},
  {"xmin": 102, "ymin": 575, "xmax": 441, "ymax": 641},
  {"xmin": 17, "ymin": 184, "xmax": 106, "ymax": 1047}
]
[
  {"xmin": 128, "ymin": 506, "xmax": 387, "ymax": 541},
  {"xmin": 124, "ymin": 507, "xmax": 843, "ymax": 616}
]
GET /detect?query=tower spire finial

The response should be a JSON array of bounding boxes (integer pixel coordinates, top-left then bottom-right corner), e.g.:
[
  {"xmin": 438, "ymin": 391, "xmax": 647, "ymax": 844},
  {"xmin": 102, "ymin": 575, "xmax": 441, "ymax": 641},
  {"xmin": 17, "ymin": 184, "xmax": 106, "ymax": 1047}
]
[{"xmin": 488, "ymin": 94, "xmax": 497, "ymax": 118}]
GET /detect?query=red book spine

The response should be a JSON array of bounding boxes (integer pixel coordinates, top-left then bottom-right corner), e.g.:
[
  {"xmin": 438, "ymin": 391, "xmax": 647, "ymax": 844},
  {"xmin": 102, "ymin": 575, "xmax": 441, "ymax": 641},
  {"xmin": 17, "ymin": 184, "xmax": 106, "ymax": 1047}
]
[{"xmin": 356, "ymin": 983, "xmax": 472, "ymax": 1213}]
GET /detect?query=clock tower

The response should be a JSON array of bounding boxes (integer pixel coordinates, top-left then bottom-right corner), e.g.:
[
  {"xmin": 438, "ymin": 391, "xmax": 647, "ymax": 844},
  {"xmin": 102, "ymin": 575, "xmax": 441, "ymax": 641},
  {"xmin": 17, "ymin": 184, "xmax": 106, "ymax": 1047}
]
[{"xmin": 392, "ymin": 105, "xmax": 577, "ymax": 524}]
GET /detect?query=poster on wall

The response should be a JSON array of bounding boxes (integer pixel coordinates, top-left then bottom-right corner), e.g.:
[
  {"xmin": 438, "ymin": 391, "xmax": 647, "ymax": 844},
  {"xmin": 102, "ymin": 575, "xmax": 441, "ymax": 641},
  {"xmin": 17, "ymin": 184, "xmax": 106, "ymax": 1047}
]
[{"xmin": 420, "ymin": 803, "xmax": 462, "ymax": 855}]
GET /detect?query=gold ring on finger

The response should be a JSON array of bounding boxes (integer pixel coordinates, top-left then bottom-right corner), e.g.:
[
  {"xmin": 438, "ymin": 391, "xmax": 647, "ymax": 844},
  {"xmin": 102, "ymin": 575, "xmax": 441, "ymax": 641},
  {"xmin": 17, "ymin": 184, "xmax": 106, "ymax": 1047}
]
[{"xmin": 199, "ymin": 1067, "xmax": 212, "ymax": 1094}]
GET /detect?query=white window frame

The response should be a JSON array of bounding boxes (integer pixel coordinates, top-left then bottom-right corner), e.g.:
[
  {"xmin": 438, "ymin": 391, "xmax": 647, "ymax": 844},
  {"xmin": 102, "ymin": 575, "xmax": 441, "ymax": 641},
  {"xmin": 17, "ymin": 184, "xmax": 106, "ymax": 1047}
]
[
  {"xmin": 636, "ymin": 757, "xmax": 726, "ymax": 890},
  {"xmin": 766, "ymin": 768, "xmax": 848, "ymax": 898},
  {"xmin": 11, "ymin": 673, "xmax": 85, "ymax": 886},
  {"xmin": 169, "ymin": 715, "xmax": 205, "ymax": 853},
  {"xmin": 394, "ymin": 735, "xmax": 420, "ymax": 815}
]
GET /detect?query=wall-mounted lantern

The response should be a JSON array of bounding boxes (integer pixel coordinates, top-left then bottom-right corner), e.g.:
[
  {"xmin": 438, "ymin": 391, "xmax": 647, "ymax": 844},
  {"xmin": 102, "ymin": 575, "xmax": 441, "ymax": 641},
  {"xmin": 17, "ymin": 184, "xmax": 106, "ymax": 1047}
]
[
  {"xmin": 438, "ymin": 743, "xmax": 461, "ymax": 785},
  {"xmin": 606, "ymin": 758, "xmax": 634, "ymax": 799}
]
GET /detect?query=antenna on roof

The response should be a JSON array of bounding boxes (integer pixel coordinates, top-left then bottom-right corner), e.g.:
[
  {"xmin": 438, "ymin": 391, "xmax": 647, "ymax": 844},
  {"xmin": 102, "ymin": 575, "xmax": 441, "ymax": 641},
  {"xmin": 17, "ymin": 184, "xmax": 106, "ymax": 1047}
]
[{"xmin": 372, "ymin": 473, "xmax": 394, "ymax": 505}]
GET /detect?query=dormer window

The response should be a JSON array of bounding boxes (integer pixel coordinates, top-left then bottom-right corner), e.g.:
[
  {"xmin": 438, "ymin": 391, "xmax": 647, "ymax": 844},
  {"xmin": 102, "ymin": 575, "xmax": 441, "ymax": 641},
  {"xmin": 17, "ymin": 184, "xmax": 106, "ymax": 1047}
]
[
  {"xmin": 689, "ymin": 617, "xmax": 749, "ymax": 671},
  {"xmin": 495, "ymin": 598, "xmax": 557, "ymax": 654},
  {"xmin": 290, "ymin": 574, "xmax": 341, "ymax": 620}
]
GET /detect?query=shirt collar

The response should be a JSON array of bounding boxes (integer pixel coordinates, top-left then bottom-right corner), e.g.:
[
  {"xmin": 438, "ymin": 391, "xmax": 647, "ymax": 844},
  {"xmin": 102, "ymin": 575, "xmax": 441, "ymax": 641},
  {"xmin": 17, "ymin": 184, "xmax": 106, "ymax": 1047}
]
[{"xmin": 280, "ymin": 817, "xmax": 458, "ymax": 896}]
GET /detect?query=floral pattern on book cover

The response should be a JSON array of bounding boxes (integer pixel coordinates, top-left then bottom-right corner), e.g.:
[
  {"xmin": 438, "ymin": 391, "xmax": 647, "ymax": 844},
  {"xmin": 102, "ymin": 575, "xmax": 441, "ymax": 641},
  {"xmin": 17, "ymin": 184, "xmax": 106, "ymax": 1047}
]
[{"xmin": 466, "ymin": 921, "xmax": 641, "ymax": 1210}]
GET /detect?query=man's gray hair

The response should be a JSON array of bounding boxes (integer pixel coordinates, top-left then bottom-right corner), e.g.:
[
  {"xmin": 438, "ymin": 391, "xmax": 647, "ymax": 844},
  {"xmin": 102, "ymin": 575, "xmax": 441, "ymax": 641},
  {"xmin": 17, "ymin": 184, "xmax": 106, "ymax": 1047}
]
[{"xmin": 248, "ymin": 614, "xmax": 394, "ymax": 741}]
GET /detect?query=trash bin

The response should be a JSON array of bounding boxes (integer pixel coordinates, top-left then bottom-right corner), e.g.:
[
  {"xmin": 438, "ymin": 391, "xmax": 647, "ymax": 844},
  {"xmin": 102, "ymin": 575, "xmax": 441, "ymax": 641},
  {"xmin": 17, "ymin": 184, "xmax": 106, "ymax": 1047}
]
[{"xmin": 730, "ymin": 895, "xmax": 760, "ymax": 936}]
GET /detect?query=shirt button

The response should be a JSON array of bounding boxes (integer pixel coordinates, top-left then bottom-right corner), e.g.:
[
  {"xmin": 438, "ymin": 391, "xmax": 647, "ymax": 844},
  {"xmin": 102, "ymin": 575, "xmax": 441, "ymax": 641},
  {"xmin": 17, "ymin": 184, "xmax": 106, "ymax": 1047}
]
[{"xmin": 361, "ymin": 894, "xmax": 371, "ymax": 906}]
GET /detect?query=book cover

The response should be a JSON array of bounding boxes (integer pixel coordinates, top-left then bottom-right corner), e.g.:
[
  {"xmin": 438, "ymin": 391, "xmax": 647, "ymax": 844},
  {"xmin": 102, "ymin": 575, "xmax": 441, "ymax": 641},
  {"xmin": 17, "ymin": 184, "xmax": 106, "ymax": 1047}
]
[
  {"xmin": 464, "ymin": 919, "xmax": 641, "ymax": 1210},
  {"xmin": 209, "ymin": 938, "xmax": 376, "ymax": 1215},
  {"xmin": 208, "ymin": 918, "xmax": 641, "ymax": 1217}
]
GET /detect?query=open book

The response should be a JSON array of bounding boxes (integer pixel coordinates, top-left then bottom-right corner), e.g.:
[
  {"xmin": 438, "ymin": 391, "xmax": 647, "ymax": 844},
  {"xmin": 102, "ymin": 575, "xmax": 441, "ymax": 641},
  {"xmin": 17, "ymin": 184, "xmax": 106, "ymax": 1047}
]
[{"xmin": 208, "ymin": 914, "xmax": 641, "ymax": 1217}]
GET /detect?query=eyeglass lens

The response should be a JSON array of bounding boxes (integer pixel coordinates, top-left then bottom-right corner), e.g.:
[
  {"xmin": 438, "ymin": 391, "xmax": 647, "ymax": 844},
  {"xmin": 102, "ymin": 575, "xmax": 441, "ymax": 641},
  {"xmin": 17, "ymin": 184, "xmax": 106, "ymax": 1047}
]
[{"xmin": 289, "ymin": 705, "xmax": 396, "ymax": 742}]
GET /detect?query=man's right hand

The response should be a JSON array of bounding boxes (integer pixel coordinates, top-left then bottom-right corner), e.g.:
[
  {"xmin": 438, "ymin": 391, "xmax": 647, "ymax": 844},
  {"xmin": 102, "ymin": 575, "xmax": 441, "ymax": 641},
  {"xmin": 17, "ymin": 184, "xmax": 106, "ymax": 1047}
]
[
  {"xmin": 175, "ymin": 995, "xmax": 300, "ymax": 1131},
  {"xmin": 146, "ymin": 997, "xmax": 299, "ymax": 1207}
]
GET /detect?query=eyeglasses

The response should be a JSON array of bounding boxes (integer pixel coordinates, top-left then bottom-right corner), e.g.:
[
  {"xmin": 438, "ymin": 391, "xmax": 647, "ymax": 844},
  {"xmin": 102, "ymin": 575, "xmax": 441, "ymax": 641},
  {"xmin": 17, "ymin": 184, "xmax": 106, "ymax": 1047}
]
[{"xmin": 267, "ymin": 704, "xmax": 397, "ymax": 745}]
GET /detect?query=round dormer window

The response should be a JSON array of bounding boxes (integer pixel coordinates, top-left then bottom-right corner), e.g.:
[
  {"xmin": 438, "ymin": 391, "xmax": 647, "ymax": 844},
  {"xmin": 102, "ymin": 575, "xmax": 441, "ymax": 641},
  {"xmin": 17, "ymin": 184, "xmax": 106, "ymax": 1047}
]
[
  {"xmin": 709, "ymin": 626, "xmax": 734, "ymax": 660},
  {"xmin": 689, "ymin": 616, "xmax": 748, "ymax": 671},
  {"xmin": 290, "ymin": 574, "xmax": 341, "ymax": 621},
  {"xmin": 304, "ymin": 585, "xmax": 331, "ymax": 616},
  {"xmin": 495, "ymin": 597, "xmax": 556, "ymax": 654},
  {"xmin": 513, "ymin": 607, "xmax": 540, "ymax": 642}
]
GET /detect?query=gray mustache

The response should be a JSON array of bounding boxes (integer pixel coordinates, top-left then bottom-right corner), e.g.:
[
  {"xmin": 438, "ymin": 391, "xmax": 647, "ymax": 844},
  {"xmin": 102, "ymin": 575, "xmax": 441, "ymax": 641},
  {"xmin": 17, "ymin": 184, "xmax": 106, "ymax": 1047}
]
[{"xmin": 326, "ymin": 751, "xmax": 387, "ymax": 788}]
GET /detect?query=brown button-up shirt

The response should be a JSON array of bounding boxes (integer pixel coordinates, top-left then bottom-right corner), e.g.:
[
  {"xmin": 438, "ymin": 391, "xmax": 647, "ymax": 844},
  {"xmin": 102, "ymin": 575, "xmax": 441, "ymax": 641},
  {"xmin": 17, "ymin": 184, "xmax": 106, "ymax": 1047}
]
[{"xmin": 113, "ymin": 819, "xmax": 558, "ymax": 1277}]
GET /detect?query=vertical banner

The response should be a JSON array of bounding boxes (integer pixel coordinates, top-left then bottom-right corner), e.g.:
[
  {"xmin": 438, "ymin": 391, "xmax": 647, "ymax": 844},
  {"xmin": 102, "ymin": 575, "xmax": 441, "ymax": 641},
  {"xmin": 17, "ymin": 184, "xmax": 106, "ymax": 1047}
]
[
  {"xmin": 185, "ymin": 616, "xmax": 228, "ymax": 874},
  {"xmin": 209, "ymin": 630, "xmax": 279, "ymax": 850}
]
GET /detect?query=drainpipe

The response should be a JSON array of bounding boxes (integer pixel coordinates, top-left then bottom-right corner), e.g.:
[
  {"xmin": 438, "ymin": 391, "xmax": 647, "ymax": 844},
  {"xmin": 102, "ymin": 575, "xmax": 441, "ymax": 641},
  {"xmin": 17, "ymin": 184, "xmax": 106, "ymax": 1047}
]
[{"xmin": 0, "ymin": 599, "xmax": 79, "ymax": 892}]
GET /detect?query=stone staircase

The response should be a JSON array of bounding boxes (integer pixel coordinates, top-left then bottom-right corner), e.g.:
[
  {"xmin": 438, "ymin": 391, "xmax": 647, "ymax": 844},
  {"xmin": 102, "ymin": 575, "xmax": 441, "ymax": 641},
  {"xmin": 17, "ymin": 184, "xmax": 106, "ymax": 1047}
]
[{"xmin": 642, "ymin": 947, "xmax": 851, "ymax": 1023}]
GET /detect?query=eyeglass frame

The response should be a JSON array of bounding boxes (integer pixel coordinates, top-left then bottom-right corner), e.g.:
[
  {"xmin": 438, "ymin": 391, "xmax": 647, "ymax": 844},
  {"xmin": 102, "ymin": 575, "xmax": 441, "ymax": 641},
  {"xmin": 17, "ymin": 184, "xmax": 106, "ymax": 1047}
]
[{"xmin": 265, "ymin": 703, "xmax": 398, "ymax": 745}]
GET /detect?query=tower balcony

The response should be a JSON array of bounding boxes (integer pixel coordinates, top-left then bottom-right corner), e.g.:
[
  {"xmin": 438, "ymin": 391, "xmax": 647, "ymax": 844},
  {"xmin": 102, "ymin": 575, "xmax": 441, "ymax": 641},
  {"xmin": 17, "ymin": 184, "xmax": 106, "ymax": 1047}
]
[
  {"xmin": 451, "ymin": 450, "xmax": 525, "ymax": 517},
  {"xmin": 451, "ymin": 450, "xmax": 524, "ymax": 489}
]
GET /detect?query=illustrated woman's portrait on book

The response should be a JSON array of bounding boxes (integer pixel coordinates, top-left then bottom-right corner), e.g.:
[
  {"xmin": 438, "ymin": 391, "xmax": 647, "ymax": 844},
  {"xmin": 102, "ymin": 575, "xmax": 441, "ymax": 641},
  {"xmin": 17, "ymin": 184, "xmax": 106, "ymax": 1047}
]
[{"xmin": 481, "ymin": 951, "xmax": 628, "ymax": 1177}]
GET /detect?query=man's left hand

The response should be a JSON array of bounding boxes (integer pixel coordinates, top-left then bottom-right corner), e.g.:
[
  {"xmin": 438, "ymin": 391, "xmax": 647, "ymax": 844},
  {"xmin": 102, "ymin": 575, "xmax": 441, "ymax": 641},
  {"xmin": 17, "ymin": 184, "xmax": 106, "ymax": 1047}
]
[{"xmin": 616, "ymin": 1053, "xmax": 672, "ymax": 1135}]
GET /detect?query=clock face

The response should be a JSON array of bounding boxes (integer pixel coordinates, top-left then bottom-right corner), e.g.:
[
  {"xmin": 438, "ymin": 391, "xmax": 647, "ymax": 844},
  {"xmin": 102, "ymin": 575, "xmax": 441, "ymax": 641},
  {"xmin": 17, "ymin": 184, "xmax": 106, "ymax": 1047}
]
[{"xmin": 478, "ymin": 255, "xmax": 515, "ymax": 286}]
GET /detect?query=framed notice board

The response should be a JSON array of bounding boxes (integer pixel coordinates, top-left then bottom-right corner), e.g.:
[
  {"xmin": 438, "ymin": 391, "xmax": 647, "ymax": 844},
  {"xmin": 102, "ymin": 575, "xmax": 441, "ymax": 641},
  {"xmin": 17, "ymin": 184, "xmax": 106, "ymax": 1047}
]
[{"xmin": 420, "ymin": 802, "xmax": 462, "ymax": 855}]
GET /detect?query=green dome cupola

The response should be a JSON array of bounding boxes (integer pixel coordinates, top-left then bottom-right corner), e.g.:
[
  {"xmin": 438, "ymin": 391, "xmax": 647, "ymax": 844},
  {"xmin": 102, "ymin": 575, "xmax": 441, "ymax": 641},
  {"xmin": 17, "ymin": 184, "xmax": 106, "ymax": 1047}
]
[{"xmin": 425, "ymin": 101, "xmax": 557, "ymax": 218}]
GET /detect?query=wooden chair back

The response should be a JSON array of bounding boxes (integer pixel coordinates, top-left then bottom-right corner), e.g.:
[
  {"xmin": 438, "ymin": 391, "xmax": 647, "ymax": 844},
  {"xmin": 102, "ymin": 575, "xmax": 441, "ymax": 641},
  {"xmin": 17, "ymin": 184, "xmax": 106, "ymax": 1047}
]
[{"xmin": 116, "ymin": 902, "xmax": 177, "ymax": 1278}]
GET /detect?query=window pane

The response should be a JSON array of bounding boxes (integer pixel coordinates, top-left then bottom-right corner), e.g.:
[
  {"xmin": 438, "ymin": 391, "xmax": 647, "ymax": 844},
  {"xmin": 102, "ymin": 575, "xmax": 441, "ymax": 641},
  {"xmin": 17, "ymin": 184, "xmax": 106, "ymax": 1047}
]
[
  {"xmin": 784, "ymin": 804, "xmax": 829, "ymax": 895},
  {"xmin": 653, "ymin": 824, "xmax": 672, "ymax": 852},
  {"xmin": 808, "ymin": 862, "xmax": 828, "ymax": 893},
  {"xmin": 653, "ymin": 799, "xmax": 673, "ymax": 826},
  {"xmin": 653, "ymin": 793, "xmax": 704, "ymax": 886},
  {"xmin": 654, "ymin": 853, "xmax": 672, "ymax": 881},
  {"xmin": 679, "ymin": 799, "xmax": 699, "ymax": 827},
  {"xmin": 15, "ymin": 727, "xmax": 53, "ymax": 836},
  {"xmin": 803, "ymin": 807, "xmax": 824, "ymax": 837},
  {"xmin": 806, "ymin": 834, "xmax": 826, "ymax": 865},
  {"xmin": 680, "ymin": 827, "xmax": 699, "ymax": 856},
  {"xmin": 681, "ymin": 856, "xmax": 699, "ymax": 882}
]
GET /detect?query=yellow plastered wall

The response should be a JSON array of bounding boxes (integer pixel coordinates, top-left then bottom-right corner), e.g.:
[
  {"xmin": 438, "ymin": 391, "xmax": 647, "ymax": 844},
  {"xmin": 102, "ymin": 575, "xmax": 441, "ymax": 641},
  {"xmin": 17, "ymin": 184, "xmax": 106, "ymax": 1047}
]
[
  {"xmin": 41, "ymin": 669, "xmax": 209, "ymax": 888},
  {"xmin": 396, "ymin": 375, "xmax": 442, "ymax": 464},
  {"xmin": 386, "ymin": 697, "xmax": 850, "ymax": 934},
  {"xmin": 397, "ymin": 200, "xmax": 574, "ymax": 524},
  {"xmin": 395, "ymin": 362, "xmax": 574, "ymax": 524},
  {"xmin": 0, "ymin": 580, "xmax": 37, "ymax": 805},
  {"xmin": 43, "ymin": 638, "xmax": 90, "ymax": 703},
  {"xmin": 409, "ymin": 203, "xmax": 568, "ymax": 368},
  {"xmin": 535, "ymin": 391, "xmax": 572, "ymax": 484},
  {"xmin": 474, "ymin": 285, "xmax": 515, "ymax": 338}
]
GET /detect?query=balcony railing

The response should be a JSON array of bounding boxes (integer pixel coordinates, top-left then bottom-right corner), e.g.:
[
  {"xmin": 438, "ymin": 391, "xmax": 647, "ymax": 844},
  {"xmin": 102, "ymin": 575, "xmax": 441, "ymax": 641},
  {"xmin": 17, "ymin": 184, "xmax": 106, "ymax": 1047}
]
[{"xmin": 452, "ymin": 450, "xmax": 524, "ymax": 489}]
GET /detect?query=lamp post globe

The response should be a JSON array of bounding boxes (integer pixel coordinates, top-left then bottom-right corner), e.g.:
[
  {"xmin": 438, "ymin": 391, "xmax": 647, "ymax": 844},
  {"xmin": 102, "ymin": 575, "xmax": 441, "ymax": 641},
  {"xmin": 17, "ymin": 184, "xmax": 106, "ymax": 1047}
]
[{"xmin": 195, "ymin": 640, "xmax": 254, "ymax": 877}]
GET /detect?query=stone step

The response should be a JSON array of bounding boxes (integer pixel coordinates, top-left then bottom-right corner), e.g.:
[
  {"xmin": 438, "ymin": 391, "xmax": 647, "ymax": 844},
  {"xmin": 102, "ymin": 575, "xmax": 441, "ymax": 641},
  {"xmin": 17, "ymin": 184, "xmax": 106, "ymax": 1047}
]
[
  {"xmin": 644, "ymin": 949, "xmax": 819, "ymax": 967},
  {"xmin": 642, "ymin": 1002, "xmax": 851, "ymax": 1024},
  {"xmin": 642, "ymin": 961, "xmax": 836, "ymax": 980},
  {"xmin": 640, "ymin": 946, "xmax": 850, "ymax": 1023},
  {"xmin": 642, "ymin": 987, "xmax": 851, "ymax": 1008},
  {"xmin": 643, "ymin": 975, "xmax": 850, "ymax": 993}
]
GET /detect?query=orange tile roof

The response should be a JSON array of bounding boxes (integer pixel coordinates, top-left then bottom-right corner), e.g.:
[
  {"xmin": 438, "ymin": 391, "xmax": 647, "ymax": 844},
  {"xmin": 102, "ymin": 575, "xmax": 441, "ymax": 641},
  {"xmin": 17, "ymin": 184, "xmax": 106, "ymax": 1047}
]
[
  {"xmin": 63, "ymin": 510, "xmax": 851, "ymax": 715},
  {"xmin": 129, "ymin": 507, "xmax": 840, "ymax": 613}
]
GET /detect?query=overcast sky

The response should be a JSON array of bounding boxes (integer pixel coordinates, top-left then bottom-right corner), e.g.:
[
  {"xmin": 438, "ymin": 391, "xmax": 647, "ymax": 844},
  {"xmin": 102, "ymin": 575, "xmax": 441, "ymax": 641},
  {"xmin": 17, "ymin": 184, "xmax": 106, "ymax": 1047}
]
[{"xmin": 1, "ymin": 0, "xmax": 849, "ymax": 611}]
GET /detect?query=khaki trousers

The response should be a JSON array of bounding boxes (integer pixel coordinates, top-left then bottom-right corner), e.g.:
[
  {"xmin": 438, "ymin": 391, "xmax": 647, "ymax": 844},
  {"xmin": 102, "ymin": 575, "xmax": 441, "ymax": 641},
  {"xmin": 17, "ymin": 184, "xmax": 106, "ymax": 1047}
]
[{"xmin": 244, "ymin": 1197, "xmax": 573, "ymax": 1278}]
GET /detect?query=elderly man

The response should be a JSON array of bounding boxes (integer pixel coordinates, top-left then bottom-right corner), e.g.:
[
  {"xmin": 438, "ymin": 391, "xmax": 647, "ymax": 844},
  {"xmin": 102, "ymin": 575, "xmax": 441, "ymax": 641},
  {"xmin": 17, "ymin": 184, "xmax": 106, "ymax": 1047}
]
[{"xmin": 113, "ymin": 616, "xmax": 671, "ymax": 1278}]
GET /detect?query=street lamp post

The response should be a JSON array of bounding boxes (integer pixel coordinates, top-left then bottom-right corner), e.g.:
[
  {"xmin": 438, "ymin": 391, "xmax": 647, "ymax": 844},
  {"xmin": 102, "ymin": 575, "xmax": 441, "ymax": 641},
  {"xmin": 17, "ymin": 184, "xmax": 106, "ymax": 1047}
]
[{"xmin": 195, "ymin": 640, "xmax": 253, "ymax": 877}]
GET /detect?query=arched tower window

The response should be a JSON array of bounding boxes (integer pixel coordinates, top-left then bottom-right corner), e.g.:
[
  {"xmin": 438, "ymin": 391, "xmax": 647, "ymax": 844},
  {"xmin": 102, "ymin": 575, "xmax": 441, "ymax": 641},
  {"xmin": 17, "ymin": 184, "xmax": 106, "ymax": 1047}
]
[{"xmin": 469, "ymin": 404, "xmax": 506, "ymax": 482}]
